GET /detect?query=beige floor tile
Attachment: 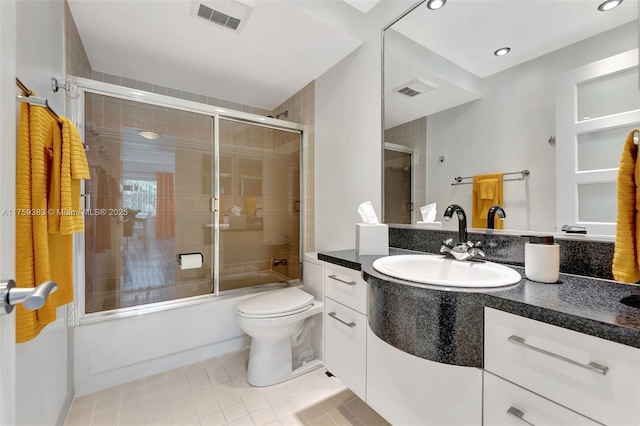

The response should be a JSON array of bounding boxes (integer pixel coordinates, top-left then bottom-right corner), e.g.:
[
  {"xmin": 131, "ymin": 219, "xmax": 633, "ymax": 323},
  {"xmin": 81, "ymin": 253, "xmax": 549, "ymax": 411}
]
[
  {"xmin": 250, "ymin": 406, "xmax": 277, "ymax": 426},
  {"xmin": 190, "ymin": 377, "xmax": 213, "ymax": 393},
  {"xmin": 199, "ymin": 410, "xmax": 227, "ymax": 426},
  {"xmin": 218, "ymin": 392, "xmax": 242, "ymax": 409},
  {"xmin": 227, "ymin": 415, "xmax": 255, "ymax": 426},
  {"xmin": 196, "ymin": 398, "xmax": 222, "ymax": 419},
  {"xmin": 65, "ymin": 350, "xmax": 381, "ymax": 426},
  {"xmin": 355, "ymin": 410, "xmax": 390, "ymax": 426},
  {"xmin": 242, "ymin": 394, "xmax": 268, "ymax": 413},
  {"xmin": 65, "ymin": 414, "xmax": 93, "ymax": 426},
  {"xmin": 223, "ymin": 403, "xmax": 249, "ymax": 423}
]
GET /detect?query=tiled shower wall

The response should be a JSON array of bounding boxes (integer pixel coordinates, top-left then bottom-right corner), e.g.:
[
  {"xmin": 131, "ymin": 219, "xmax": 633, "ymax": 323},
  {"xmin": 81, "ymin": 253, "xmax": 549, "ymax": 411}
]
[
  {"xmin": 272, "ymin": 82, "xmax": 316, "ymax": 254},
  {"xmin": 384, "ymin": 117, "xmax": 427, "ymax": 223}
]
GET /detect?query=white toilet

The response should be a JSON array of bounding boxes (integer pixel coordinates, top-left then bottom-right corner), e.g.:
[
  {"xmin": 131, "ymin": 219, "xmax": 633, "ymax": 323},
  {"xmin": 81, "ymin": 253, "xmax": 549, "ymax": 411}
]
[{"xmin": 237, "ymin": 286, "xmax": 323, "ymax": 386}]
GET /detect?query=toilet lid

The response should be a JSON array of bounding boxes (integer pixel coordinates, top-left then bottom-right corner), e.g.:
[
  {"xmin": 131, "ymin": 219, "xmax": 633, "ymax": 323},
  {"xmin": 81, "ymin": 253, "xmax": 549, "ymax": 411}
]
[{"xmin": 237, "ymin": 287, "xmax": 314, "ymax": 317}]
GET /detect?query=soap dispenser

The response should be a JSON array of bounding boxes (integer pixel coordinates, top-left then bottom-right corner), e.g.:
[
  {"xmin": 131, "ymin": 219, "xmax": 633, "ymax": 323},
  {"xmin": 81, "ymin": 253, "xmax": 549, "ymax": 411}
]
[{"xmin": 524, "ymin": 235, "xmax": 559, "ymax": 283}]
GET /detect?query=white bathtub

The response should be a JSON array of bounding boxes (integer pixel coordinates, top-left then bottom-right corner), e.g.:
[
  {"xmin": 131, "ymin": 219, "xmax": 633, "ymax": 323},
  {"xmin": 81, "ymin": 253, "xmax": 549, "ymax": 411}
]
[{"xmin": 74, "ymin": 285, "xmax": 281, "ymax": 395}]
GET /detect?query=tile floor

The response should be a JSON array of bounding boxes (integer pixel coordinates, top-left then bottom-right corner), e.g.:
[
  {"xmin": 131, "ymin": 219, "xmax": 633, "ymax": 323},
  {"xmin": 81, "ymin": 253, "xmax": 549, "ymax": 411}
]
[{"xmin": 64, "ymin": 349, "xmax": 389, "ymax": 426}]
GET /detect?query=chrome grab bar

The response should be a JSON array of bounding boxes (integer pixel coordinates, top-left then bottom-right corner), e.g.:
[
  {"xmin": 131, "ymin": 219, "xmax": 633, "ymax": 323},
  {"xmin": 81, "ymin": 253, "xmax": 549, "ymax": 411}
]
[
  {"xmin": 328, "ymin": 274, "xmax": 356, "ymax": 286},
  {"xmin": 507, "ymin": 407, "xmax": 535, "ymax": 426},
  {"xmin": 328, "ymin": 312, "xmax": 356, "ymax": 328},
  {"xmin": 508, "ymin": 335, "xmax": 609, "ymax": 375}
]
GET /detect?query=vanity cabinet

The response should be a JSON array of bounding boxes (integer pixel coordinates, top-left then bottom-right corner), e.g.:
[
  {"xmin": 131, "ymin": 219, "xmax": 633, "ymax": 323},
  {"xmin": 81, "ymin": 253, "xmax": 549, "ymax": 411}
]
[
  {"xmin": 323, "ymin": 264, "xmax": 368, "ymax": 400},
  {"xmin": 484, "ymin": 307, "xmax": 640, "ymax": 426}
]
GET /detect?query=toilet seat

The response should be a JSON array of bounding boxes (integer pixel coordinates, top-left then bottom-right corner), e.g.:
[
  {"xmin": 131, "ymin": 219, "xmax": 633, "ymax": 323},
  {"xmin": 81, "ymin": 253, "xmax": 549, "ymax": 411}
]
[{"xmin": 237, "ymin": 287, "xmax": 314, "ymax": 319}]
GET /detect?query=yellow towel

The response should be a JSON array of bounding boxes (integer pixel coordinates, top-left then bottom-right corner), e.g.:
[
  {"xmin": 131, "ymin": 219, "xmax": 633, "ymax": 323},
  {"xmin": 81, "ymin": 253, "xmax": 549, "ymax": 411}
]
[
  {"xmin": 60, "ymin": 117, "xmax": 90, "ymax": 234},
  {"xmin": 613, "ymin": 129, "xmax": 640, "ymax": 283},
  {"xmin": 245, "ymin": 197, "xmax": 257, "ymax": 215},
  {"xmin": 479, "ymin": 178, "xmax": 498, "ymax": 200},
  {"xmin": 15, "ymin": 103, "xmax": 90, "ymax": 343},
  {"xmin": 16, "ymin": 103, "xmax": 56, "ymax": 342},
  {"xmin": 472, "ymin": 173, "xmax": 504, "ymax": 229}
]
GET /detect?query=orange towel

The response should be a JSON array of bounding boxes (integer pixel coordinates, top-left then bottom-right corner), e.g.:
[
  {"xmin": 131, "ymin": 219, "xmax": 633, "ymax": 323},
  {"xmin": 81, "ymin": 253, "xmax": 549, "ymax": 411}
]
[
  {"xmin": 472, "ymin": 173, "xmax": 504, "ymax": 229},
  {"xmin": 613, "ymin": 129, "xmax": 640, "ymax": 283}
]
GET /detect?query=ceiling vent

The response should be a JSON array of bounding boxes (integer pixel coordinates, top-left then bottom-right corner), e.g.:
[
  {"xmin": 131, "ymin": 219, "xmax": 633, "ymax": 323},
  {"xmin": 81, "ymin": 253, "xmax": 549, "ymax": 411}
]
[
  {"xmin": 191, "ymin": 0, "xmax": 253, "ymax": 33},
  {"xmin": 393, "ymin": 78, "xmax": 437, "ymax": 97}
]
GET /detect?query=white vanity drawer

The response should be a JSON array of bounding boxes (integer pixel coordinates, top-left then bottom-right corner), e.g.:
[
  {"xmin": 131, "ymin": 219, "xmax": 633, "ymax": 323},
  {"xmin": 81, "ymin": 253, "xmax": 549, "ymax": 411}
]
[
  {"xmin": 325, "ymin": 264, "xmax": 367, "ymax": 314},
  {"xmin": 484, "ymin": 372, "xmax": 600, "ymax": 426},
  {"xmin": 324, "ymin": 297, "xmax": 367, "ymax": 400},
  {"xmin": 485, "ymin": 307, "xmax": 640, "ymax": 426}
]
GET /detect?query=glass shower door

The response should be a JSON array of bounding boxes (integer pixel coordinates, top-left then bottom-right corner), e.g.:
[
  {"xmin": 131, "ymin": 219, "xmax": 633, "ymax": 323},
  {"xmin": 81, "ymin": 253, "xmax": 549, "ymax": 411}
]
[
  {"xmin": 217, "ymin": 119, "xmax": 301, "ymax": 292},
  {"xmin": 83, "ymin": 93, "xmax": 215, "ymax": 313}
]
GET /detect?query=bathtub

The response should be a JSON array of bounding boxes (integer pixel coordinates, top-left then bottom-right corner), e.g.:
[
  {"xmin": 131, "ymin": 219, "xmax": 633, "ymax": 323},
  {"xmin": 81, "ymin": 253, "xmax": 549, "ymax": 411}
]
[{"xmin": 74, "ymin": 273, "xmax": 296, "ymax": 396}]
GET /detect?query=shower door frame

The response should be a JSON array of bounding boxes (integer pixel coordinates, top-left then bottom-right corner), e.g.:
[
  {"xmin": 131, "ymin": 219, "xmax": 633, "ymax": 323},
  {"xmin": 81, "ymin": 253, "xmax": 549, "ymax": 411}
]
[{"xmin": 70, "ymin": 77, "xmax": 305, "ymax": 323}]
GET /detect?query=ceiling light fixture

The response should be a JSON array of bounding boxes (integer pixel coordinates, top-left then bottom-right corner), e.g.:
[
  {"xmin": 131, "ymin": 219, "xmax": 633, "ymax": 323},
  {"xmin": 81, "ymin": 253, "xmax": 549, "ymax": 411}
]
[
  {"xmin": 494, "ymin": 47, "xmax": 511, "ymax": 57},
  {"xmin": 138, "ymin": 130, "xmax": 160, "ymax": 140},
  {"xmin": 597, "ymin": 0, "xmax": 623, "ymax": 11},
  {"xmin": 426, "ymin": 0, "xmax": 446, "ymax": 10}
]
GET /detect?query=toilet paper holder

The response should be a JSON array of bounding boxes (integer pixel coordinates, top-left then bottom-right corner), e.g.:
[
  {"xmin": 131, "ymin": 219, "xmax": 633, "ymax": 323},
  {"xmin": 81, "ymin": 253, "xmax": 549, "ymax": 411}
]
[{"xmin": 178, "ymin": 252, "xmax": 204, "ymax": 269}]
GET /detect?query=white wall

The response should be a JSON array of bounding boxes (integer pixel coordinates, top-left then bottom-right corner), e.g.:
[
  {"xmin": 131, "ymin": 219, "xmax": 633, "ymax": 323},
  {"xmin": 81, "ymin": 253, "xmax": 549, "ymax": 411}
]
[
  {"xmin": 74, "ymin": 295, "xmax": 252, "ymax": 395},
  {"xmin": 315, "ymin": 1, "xmax": 414, "ymax": 251},
  {"xmin": 0, "ymin": 1, "xmax": 17, "ymax": 425},
  {"xmin": 15, "ymin": 1, "xmax": 72, "ymax": 425},
  {"xmin": 427, "ymin": 22, "xmax": 638, "ymax": 233}
]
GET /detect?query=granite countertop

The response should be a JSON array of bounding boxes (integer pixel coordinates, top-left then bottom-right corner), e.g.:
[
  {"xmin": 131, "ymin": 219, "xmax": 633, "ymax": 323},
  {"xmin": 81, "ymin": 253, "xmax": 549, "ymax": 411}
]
[{"xmin": 318, "ymin": 248, "xmax": 640, "ymax": 351}]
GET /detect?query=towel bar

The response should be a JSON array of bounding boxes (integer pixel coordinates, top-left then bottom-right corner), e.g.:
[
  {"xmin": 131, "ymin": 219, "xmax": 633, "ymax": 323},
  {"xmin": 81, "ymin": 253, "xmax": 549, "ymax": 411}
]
[{"xmin": 451, "ymin": 170, "xmax": 530, "ymax": 186}]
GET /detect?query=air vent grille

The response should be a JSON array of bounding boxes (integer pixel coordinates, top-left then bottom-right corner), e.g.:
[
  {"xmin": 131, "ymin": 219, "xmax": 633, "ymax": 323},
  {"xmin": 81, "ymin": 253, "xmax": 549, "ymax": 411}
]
[
  {"xmin": 398, "ymin": 87, "xmax": 421, "ymax": 97},
  {"xmin": 193, "ymin": 1, "xmax": 252, "ymax": 32},
  {"xmin": 197, "ymin": 3, "xmax": 242, "ymax": 30},
  {"xmin": 393, "ymin": 78, "xmax": 437, "ymax": 97}
]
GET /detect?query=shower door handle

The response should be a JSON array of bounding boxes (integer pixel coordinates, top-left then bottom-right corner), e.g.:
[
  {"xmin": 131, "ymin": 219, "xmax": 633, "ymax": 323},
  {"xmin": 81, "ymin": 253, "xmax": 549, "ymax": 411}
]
[{"xmin": 0, "ymin": 279, "xmax": 58, "ymax": 314}]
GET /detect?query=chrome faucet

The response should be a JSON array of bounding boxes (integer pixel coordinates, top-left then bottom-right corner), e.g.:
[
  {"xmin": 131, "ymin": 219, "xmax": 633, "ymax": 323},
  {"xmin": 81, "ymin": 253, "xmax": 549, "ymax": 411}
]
[
  {"xmin": 487, "ymin": 205, "xmax": 506, "ymax": 229},
  {"xmin": 441, "ymin": 204, "xmax": 485, "ymax": 262}
]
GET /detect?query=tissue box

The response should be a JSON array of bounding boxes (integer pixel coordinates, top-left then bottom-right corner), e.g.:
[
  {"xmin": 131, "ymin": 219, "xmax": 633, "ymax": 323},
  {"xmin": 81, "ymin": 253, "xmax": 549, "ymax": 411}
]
[{"xmin": 356, "ymin": 223, "xmax": 389, "ymax": 256}]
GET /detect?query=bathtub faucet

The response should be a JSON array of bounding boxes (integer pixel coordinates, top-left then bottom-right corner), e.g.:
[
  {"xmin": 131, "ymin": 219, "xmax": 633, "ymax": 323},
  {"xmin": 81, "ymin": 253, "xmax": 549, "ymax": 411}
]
[{"xmin": 273, "ymin": 258, "xmax": 288, "ymax": 267}]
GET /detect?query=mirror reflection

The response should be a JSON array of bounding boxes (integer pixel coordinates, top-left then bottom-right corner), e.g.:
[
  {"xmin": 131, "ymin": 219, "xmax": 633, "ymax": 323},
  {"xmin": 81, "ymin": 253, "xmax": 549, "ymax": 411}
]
[{"xmin": 383, "ymin": 0, "xmax": 640, "ymax": 235}]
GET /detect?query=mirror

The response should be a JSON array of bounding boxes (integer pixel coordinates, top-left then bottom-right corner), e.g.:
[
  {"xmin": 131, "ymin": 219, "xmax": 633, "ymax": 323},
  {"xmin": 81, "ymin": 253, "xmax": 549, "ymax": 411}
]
[{"xmin": 383, "ymin": 0, "xmax": 639, "ymax": 234}]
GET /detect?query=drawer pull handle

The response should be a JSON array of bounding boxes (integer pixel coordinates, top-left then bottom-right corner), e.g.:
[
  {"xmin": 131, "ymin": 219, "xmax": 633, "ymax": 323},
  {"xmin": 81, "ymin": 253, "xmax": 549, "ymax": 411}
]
[
  {"xmin": 328, "ymin": 274, "xmax": 356, "ymax": 286},
  {"xmin": 328, "ymin": 312, "xmax": 356, "ymax": 328},
  {"xmin": 507, "ymin": 335, "xmax": 609, "ymax": 376},
  {"xmin": 507, "ymin": 407, "xmax": 535, "ymax": 426}
]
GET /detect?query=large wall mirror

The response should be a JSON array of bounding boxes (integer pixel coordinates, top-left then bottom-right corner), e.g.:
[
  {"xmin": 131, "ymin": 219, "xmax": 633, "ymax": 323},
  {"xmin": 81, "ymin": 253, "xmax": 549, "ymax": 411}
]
[{"xmin": 383, "ymin": 0, "xmax": 640, "ymax": 236}]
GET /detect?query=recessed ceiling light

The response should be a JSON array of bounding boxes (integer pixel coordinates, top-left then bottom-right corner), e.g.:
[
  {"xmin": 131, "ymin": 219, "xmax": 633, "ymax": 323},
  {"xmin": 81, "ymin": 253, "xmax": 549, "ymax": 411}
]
[
  {"xmin": 426, "ymin": 0, "xmax": 446, "ymax": 10},
  {"xmin": 494, "ymin": 47, "xmax": 511, "ymax": 57},
  {"xmin": 138, "ymin": 130, "xmax": 160, "ymax": 140},
  {"xmin": 598, "ymin": 0, "xmax": 623, "ymax": 11}
]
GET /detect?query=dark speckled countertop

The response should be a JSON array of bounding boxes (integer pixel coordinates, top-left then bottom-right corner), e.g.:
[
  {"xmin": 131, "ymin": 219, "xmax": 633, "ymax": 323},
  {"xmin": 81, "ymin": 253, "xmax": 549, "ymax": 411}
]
[{"xmin": 318, "ymin": 248, "xmax": 640, "ymax": 367}]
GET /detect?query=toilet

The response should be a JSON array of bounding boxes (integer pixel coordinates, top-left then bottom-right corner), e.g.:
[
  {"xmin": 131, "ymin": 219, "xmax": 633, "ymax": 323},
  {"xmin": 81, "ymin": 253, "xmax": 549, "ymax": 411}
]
[{"xmin": 237, "ymin": 286, "xmax": 323, "ymax": 386}]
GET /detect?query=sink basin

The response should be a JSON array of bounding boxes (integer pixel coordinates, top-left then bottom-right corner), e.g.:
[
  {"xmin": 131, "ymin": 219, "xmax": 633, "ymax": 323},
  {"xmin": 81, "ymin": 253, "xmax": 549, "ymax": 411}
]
[{"xmin": 372, "ymin": 255, "xmax": 521, "ymax": 288}]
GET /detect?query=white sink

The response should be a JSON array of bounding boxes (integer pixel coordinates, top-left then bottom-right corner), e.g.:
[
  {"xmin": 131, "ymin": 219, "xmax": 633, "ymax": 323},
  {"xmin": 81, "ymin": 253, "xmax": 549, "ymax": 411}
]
[{"xmin": 372, "ymin": 255, "xmax": 521, "ymax": 288}]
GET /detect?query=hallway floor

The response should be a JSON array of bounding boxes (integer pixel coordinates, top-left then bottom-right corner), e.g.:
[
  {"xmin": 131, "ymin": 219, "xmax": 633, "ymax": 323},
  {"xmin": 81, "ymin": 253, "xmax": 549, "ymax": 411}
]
[{"xmin": 64, "ymin": 349, "xmax": 389, "ymax": 426}]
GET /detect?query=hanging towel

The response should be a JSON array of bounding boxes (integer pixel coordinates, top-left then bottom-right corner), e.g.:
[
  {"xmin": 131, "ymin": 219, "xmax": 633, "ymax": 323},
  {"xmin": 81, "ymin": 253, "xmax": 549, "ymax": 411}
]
[
  {"xmin": 15, "ymin": 103, "xmax": 56, "ymax": 342},
  {"xmin": 47, "ymin": 117, "xmax": 90, "ymax": 307},
  {"xmin": 613, "ymin": 129, "xmax": 640, "ymax": 283},
  {"xmin": 16, "ymin": 102, "xmax": 91, "ymax": 343},
  {"xmin": 156, "ymin": 172, "xmax": 175, "ymax": 239},
  {"xmin": 59, "ymin": 117, "xmax": 90, "ymax": 234},
  {"xmin": 472, "ymin": 173, "xmax": 504, "ymax": 229}
]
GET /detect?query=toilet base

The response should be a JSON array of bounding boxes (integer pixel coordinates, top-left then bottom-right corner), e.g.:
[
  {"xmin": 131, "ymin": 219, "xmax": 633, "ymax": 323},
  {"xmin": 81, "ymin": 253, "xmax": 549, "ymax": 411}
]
[{"xmin": 247, "ymin": 337, "xmax": 322, "ymax": 386}]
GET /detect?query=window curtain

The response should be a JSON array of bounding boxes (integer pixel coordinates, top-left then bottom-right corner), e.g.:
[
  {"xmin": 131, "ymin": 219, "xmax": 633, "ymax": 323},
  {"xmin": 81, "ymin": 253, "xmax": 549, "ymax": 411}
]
[{"xmin": 156, "ymin": 172, "xmax": 175, "ymax": 239}]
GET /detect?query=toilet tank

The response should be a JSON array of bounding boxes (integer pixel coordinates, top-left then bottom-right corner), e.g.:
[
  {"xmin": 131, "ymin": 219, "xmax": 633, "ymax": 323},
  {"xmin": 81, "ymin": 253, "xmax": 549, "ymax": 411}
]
[{"xmin": 303, "ymin": 252, "xmax": 324, "ymax": 301}]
